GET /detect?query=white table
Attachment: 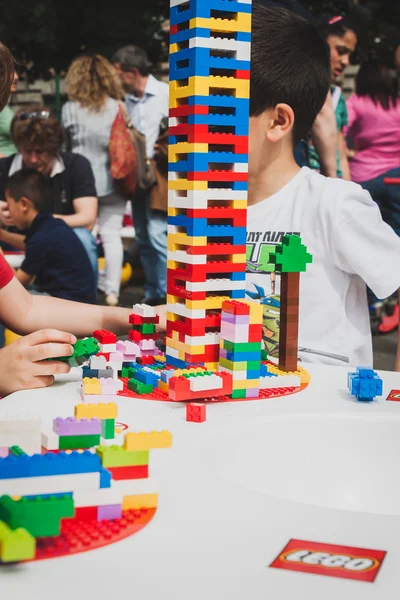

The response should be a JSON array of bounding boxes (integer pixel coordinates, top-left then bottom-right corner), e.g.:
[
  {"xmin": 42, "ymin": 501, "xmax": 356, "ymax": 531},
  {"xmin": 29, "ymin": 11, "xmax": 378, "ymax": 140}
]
[
  {"xmin": 3, "ymin": 252, "xmax": 24, "ymax": 269},
  {"xmin": 1, "ymin": 364, "xmax": 400, "ymax": 600}
]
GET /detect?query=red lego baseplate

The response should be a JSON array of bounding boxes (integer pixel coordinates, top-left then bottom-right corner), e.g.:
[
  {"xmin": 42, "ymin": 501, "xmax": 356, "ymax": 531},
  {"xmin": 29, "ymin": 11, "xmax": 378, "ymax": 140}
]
[{"xmin": 23, "ymin": 507, "xmax": 156, "ymax": 562}]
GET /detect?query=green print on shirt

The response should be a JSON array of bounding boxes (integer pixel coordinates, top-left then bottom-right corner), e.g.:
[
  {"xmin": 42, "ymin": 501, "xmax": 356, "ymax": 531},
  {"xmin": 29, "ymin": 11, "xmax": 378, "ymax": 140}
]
[{"xmin": 246, "ymin": 243, "xmax": 277, "ymax": 274}]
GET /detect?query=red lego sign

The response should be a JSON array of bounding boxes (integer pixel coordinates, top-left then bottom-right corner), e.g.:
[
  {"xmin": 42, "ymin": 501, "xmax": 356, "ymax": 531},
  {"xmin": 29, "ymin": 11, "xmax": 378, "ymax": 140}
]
[
  {"xmin": 270, "ymin": 539, "xmax": 386, "ymax": 583},
  {"xmin": 386, "ymin": 389, "xmax": 400, "ymax": 402}
]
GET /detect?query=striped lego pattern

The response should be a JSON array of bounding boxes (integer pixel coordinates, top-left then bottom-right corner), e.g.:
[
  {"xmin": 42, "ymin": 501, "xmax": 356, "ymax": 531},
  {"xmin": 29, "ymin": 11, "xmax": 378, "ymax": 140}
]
[{"xmin": 166, "ymin": 0, "xmax": 252, "ymax": 371}]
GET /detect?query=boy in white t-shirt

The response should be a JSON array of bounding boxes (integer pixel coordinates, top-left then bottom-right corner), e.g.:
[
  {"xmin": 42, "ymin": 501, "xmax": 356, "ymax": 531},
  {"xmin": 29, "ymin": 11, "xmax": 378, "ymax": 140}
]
[{"xmin": 247, "ymin": 5, "xmax": 400, "ymax": 368}]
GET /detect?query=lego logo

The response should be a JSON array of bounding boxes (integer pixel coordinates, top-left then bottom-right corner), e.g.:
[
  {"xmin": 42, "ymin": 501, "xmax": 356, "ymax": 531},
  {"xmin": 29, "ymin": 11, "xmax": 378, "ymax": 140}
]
[{"xmin": 283, "ymin": 550, "xmax": 378, "ymax": 572}]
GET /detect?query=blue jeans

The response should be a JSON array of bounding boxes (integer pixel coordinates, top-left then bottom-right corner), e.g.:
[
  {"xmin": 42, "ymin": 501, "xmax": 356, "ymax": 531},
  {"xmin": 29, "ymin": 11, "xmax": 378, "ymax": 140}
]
[
  {"xmin": 73, "ymin": 227, "xmax": 98, "ymax": 288},
  {"xmin": 132, "ymin": 190, "xmax": 167, "ymax": 300}
]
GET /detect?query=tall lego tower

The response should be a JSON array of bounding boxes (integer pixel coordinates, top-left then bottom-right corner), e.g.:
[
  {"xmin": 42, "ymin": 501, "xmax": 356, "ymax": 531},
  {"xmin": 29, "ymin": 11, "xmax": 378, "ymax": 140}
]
[{"xmin": 166, "ymin": 0, "xmax": 252, "ymax": 371}]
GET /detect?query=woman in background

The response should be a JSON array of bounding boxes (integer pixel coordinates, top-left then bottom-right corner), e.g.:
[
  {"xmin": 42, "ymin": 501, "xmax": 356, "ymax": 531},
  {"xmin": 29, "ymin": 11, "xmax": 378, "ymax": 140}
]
[{"xmin": 63, "ymin": 55, "xmax": 126, "ymax": 307}]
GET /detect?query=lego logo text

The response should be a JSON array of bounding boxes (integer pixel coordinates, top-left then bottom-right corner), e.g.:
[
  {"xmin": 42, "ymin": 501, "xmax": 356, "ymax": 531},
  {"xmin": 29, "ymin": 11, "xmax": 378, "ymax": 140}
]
[{"xmin": 284, "ymin": 550, "xmax": 376, "ymax": 571}]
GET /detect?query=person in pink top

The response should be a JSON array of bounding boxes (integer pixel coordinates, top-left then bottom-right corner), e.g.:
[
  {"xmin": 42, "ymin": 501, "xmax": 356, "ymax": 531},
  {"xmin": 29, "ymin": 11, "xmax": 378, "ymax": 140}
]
[{"xmin": 345, "ymin": 60, "xmax": 400, "ymax": 236}]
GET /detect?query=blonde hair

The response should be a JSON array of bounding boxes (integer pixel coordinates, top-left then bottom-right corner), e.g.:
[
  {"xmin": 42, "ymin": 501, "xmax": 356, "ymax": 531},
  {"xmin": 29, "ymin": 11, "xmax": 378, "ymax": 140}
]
[
  {"xmin": 65, "ymin": 54, "xmax": 123, "ymax": 111},
  {"xmin": 0, "ymin": 42, "xmax": 15, "ymax": 112}
]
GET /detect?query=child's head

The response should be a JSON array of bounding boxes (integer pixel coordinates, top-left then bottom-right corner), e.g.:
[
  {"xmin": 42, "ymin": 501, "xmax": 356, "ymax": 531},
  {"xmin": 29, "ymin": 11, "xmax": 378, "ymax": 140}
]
[
  {"xmin": 249, "ymin": 5, "xmax": 330, "ymax": 170},
  {"xmin": 318, "ymin": 15, "xmax": 358, "ymax": 83},
  {"xmin": 5, "ymin": 168, "xmax": 53, "ymax": 230}
]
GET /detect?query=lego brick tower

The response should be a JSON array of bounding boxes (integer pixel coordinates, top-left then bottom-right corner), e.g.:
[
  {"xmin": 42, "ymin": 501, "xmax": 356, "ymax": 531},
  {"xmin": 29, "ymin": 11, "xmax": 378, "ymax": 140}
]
[{"xmin": 166, "ymin": 0, "xmax": 253, "ymax": 370}]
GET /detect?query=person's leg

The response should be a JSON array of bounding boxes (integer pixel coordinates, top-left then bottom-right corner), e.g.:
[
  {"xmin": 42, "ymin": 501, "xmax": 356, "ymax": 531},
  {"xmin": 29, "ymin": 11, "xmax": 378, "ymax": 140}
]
[
  {"xmin": 98, "ymin": 194, "xmax": 126, "ymax": 299},
  {"xmin": 147, "ymin": 208, "xmax": 168, "ymax": 300},
  {"xmin": 131, "ymin": 190, "xmax": 159, "ymax": 300},
  {"xmin": 73, "ymin": 227, "xmax": 98, "ymax": 288},
  {"xmin": 380, "ymin": 167, "xmax": 400, "ymax": 237}
]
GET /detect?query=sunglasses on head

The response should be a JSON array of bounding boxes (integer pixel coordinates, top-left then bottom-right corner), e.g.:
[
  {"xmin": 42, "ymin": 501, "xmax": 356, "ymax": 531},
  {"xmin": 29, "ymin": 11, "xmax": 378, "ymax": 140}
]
[{"xmin": 15, "ymin": 110, "xmax": 51, "ymax": 121}]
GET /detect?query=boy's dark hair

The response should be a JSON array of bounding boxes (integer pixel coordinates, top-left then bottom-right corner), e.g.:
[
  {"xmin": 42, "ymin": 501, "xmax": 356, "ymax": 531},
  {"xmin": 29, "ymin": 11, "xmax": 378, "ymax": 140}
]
[
  {"xmin": 316, "ymin": 13, "xmax": 359, "ymax": 41},
  {"xmin": 5, "ymin": 168, "xmax": 53, "ymax": 213},
  {"xmin": 356, "ymin": 60, "xmax": 399, "ymax": 110},
  {"xmin": 251, "ymin": 5, "xmax": 331, "ymax": 145},
  {"xmin": 112, "ymin": 45, "xmax": 152, "ymax": 76}
]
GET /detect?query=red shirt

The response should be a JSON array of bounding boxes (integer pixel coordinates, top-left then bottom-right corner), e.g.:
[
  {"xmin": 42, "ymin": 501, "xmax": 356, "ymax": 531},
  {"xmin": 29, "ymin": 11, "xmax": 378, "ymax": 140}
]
[{"xmin": 0, "ymin": 254, "xmax": 15, "ymax": 289}]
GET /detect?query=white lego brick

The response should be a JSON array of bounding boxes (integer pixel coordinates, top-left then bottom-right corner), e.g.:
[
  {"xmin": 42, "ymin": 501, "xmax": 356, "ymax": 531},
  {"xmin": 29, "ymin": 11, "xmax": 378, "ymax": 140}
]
[
  {"xmin": 168, "ymin": 189, "xmax": 247, "ymax": 210},
  {"xmin": 131, "ymin": 304, "xmax": 156, "ymax": 318},
  {"xmin": 168, "ymin": 225, "xmax": 179, "ymax": 236},
  {"xmin": 80, "ymin": 393, "xmax": 121, "ymax": 404},
  {"xmin": 0, "ymin": 432, "xmax": 41, "ymax": 456},
  {"xmin": 99, "ymin": 343, "xmax": 117, "ymax": 353},
  {"xmin": 113, "ymin": 477, "xmax": 159, "ymax": 496},
  {"xmin": 116, "ymin": 340, "xmax": 140, "ymax": 356},
  {"xmin": 41, "ymin": 430, "xmax": 59, "ymax": 451},
  {"xmin": 189, "ymin": 374, "xmax": 223, "ymax": 393},
  {"xmin": 220, "ymin": 323, "xmax": 250, "ymax": 343},
  {"xmin": 0, "ymin": 472, "xmax": 101, "ymax": 496},
  {"xmin": 186, "ymin": 279, "xmax": 245, "ymax": 292},
  {"xmin": 90, "ymin": 356, "xmax": 107, "ymax": 369},
  {"xmin": 138, "ymin": 339, "xmax": 156, "ymax": 351},
  {"xmin": 0, "ymin": 417, "xmax": 41, "ymax": 433},
  {"xmin": 169, "ymin": 116, "xmax": 178, "ymax": 128},
  {"xmin": 73, "ymin": 481, "xmax": 122, "ymax": 508},
  {"xmin": 170, "ymin": 0, "xmax": 188, "ymax": 6},
  {"xmin": 260, "ymin": 375, "xmax": 301, "ymax": 389},
  {"xmin": 168, "ymin": 251, "xmax": 207, "ymax": 265},
  {"xmin": 189, "ymin": 37, "xmax": 251, "ymax": 62},
  {"xmin": 185, "ymin": 332, "xmax": 220, "ymax": 346},
  {"xmin": 233, "ymin": 162, "xmax": 248, "ymax": 173},
  {"xmin": 165, "ymin": 346, "xmax": 180, "ymax": 359},
  {"xmin": 167, "ymin": 303, "xmax": 205, "ymax": 319}
]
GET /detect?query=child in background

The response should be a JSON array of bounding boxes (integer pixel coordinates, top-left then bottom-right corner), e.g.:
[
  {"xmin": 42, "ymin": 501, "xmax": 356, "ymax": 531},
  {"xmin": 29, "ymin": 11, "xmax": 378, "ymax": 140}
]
[
  {"xmin": 246, "ymin": 5, "xmax": 400, "ymax": 368},
  {"xmin": 1, "ymin": 168, "xmax": 96, "ymax": 304}
]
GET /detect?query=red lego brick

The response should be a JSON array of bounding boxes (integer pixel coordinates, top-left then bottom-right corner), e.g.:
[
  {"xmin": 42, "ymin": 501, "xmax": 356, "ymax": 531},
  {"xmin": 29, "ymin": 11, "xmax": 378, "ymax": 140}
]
[
  {"xmin": 186, "ymin": 243, "xmax": 247, "ymax": 256},
  {"xmin": 168, "ymin": 124, "xmax": 248, "ymax": 152},
  {"xmin": 74, "ymin": 506, "xmax": 98, "ymax": 521},
  {"xmin": 234, "ymin": 70, "xmax": 250, "ymax": 80},
  {"xmin": 166, "ymin": 313, "xmax": 221, "ymax": 337},
  {"xmin": 185, "ymin": 207, "xmax": 247, "ymax": 227},
  {"xmin": 136, "ymin": 356, "xmax": 155, "ymax": 366},
  {"xmin": 97, "ymin": 352, "xmax": 110, "ymax": 361},
  {"xmin": 107, "ymin": 465, "xmax": 149, "ymax": 480},
  {"xmin": 222, "ymin": 300, "xmax": 250, "ymax": 315},
  {"xmin": 248, "ymin": 324, "xmax": 263, "ymax": 342},
  {"xmin": 169, "ymin": 105, "xmax": 209, "ymax": 118},
  {"xmin": 187, "ymin": 171, "xmax": 248, "ymax": 182},
  {"xmin": 129, "ymin": 314, "xmax": 159, "ymax": 326},
  {"xmin": 129, "ymin": 330, "xmax": 158, "ymax": 342},
  {"xmin": 93, "ymin": 330, "xmax": 117, "ymax": 344},
  {"xmin": 166, "ymin": 263, "xmax": 246, "ymax": 279},
  {"xmin": 186, "ymin": 403, "xmax": 206, "ymax": 423},
  {"xmin": 169, "ymin": 371, "xmax": 232, "ymax": 402},
  {"xmin": 170, "ymin": 23, "xmax": 178, "ymax": 34}
]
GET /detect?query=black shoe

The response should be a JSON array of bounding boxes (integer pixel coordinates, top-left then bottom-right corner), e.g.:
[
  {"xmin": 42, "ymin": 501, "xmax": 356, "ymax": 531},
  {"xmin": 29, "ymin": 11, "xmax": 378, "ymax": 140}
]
[{"xmin": 139, "ymin": 296, "xmax": 166, "ymax": 306}]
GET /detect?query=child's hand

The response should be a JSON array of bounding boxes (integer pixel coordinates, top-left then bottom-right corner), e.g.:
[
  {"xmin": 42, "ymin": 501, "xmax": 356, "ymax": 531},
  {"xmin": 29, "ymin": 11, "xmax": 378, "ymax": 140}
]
[
  {"xmin": 155, "ymin": 304, "xmax": 167, "ymax": 332},
  {"xmin": 0, "ymin": 329, "xmax": 76, "ymax": 397},
  {"xmin": 0, "ymin": 200, "xmax": 15, "ymax": 227}
]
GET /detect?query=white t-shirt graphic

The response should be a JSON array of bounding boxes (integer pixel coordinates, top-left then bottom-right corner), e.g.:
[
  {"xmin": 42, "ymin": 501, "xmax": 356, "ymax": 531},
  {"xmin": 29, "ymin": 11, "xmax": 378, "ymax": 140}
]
[{"xmin": 246, "ymin": 168, "xmax": 400, "ymax": 366}]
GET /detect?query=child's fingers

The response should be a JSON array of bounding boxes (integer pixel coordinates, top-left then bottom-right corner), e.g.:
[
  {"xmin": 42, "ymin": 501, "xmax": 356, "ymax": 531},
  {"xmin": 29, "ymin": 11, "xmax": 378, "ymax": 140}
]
[
  {"xmin": 29, "ymin": 375, "xmax": 55, "ymax": 389},
  {"xmin": 23, "ymin": 329, "xmax": 77, "ymax": 348},
  {"xmin": 34, "ymin": 360, "xmax": 71, "ymax": 377},
  {"xmin": 26, "ymin": 342, "xmax": 75, "ymax": 363}
]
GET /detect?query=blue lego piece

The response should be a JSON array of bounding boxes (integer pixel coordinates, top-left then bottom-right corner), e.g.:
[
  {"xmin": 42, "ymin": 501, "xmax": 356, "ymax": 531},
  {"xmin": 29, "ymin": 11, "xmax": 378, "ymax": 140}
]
[
  {"xmin": 165, "ymin": 354, "xmax": 188, "ymax": 369},
  {"xmin": 169, "ymin": 152, "xmax": 248, "ymax": 173},
  {"xmin": 167, "ymin": 216, "xmax": 247, "ymax": 244},
  {"xmin": 246, "ymin": 370, "xmax": 262, "ymax": 380},
  {"xmin": 169, "ymin": 47, "xmax": 250, "ymax": 81},
  {"xmin": 230, "ymin": 272, "xmax": 247, "ymax": 281},
  {"xmin": 0, "ymin": 451, "xmax": 102, "ymax": 480},
  {"xmin": 170, "ymin": 27, "xmax": 251, "ymax": 45},
  {"xmin": 348, "ymin": 367, "xmax": 383, "ymax": 402},
  {"xmin": 170, "ymin": 0, "xmax": 251, "ymax": 26},
  {"xmin": 161, "ymin": 369, "xmax": 175, "ymax": 383},
  {"xmin": 226, "ymin": 351, "xmax": 262, "ymax": 362},
  {"xmin": 185, "ymin": 113, "xmax": 249, "ymax": 135},
  {"xmin": 230, "ymin": 290, "xmax": 246, "ymax": 299},
  {"xmin": 99, "ymin": 467, "xmax": 112, "ymax": 488},
  {"xmin": 82, "ymin": 366, "xmax": 99, "ymax": 379},
  {"xmin": 24, "ymin": 492, "xmax": 73, "ymax": 500},
  {"xmin": 134, "ymin": 366, "xmax": 161, "ymax": 387}
]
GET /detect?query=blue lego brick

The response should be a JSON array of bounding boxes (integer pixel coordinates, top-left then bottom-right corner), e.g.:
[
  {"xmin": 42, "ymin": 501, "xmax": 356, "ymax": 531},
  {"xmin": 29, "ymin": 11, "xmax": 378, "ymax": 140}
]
[
  {"xmin": 170, "ymin": 47, "xmax": 250, "ymax": 81},
  {"xmin": 168, "ymin": 217, "xmax": 247, "ymax": 244},
  {"xmin": 170, "ymin": 0, "xmax": 252, "ymax": 26},
  {"xmin": 187, "ymin": 95, "xmax": 249, "ymax": 109},
  {"xmin": 246, "ymin": 370, "xmax": 262, "ymax": 379},
  {"xmin": 161, "ymin": 369, "xmax": 175, "ymax": 383},
  {"xmin": 165, "ymin": 355, "xmax": 188, "ymax": 369},
  {"xmin": 170, "ymin": 27, "xmax": 251, "ymax": 45},
  {"xmin": 230, "ymin": 290, "xmax": 246, "ymax": 299},
  {"xmin": 0, "ymin": 451, "xmax": 102, "ymax": 480},
  {"xmin": 169, "ymin": 152, "xmax": 248, "ymax": 173},
  {"xmin": 185, "ymin": 113, "xmax": 249, "ymax": 135},
  {"xmin": 226, "ymin": 351, "xmax": 262, "ymax": 362},
  {"xmin": 348, "ymin": 367, "xmax": 383, "ymax": 402},
  {"xmin": 82, "ymin": 366, "xmax": 99, "ymax": 379},
  {"xmin": 230, "ymin": 272, "xmax": 246, "ymax": 281},
  {"xmin": 134, "ymin": 367, "xmax": 161, "ymax": 387},
  {"xmin": 99, "ymin": 467, "xmax": 112, "ymax": 488},
  {"xmin": 24, "ymin": 492, "xmax": 73, "ymax": 500}
]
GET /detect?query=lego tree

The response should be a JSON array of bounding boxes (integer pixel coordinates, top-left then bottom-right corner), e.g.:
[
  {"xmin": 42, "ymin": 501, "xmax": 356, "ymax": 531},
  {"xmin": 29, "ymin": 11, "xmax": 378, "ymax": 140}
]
[{"xmin": 270, "ymin": 235, "xmax": 312, "ymax": 372}]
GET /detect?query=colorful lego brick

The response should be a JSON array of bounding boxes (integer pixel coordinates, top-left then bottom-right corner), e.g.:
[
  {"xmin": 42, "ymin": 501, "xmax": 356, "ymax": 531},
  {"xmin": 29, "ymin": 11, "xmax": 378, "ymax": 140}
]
[
  {"xmin": 82, "ymin": 377, "xmax": 102, "ymax": 395},
  {"xmin": 186, "ymin": 403, "xmax": 206, "ymax": 423},
  {"xmin": 169, "ymin": 371, "xmax": 232, "ymax": 401},
  {"xmin": 101, "ymin": 419, "xmax": 115, "ymax": 440},
  {"xmin": 0, "ymin": 521, "xmax": 35, "ymax": 562},
  {"xmin": 127, "ymin": 378, "xmax": 154, "ymax": 395},
  {"xmin": 124, "ymin": 431, "xmax": 173, "ymax": 451},
  {"xmin": 0, "ymin": 472, "xmax": 104, "ymax": 497},
  {"xmin": 99, "ymin": 377, "xmax": 123, "ymax": 395},
  {"xmin": 0, "ymin": 448, "xmax": 8, "ymax": 459},
  {"xmin": 107, "ymin": 465, "xmax": 149, "ymax": 480},
  {"xmin": 89, "ymin": 355, "xmax": 107, "ymax": 369},
  {"xmin": 57, "ymin": 337, "xmax": 100, "ymax": 367},
  {"xmin": 122, "ymin": 493, "xmax": 158, "ymax": 510},
  {"xmin": 96, "ymin": 446, "xmax": 149, "ymax": 468},
  {"xmin": 58, "ymin": 434, "xmax": 101, "ymax": 450},
  {"xmin": 53, "ymin": 417, "xmax": 101, "ymax": 437},
  {"xmin": 97, "ymin": 504, "xmax": 122, "ymax": 521},
  {"xmin": 75, "ymin": 403, "xmax": 118, "ymax": 420},
  {"xmin": 0, "ymin": 494, "xmax": 74, "ymax": 537},
  {"xmin": 93, "ymin": 329, "xmax": 117, "ymax": 344},
  {"xmin": 348, "ymin": 367, "xmax": 383, "ymax": 402},
  {"xmin": 131, "ymin": 304, "xmax": 157, "ymax": 318},
  {"xmin": 0, "ymin": 450, "xmax": 102, "ymax": 479}
]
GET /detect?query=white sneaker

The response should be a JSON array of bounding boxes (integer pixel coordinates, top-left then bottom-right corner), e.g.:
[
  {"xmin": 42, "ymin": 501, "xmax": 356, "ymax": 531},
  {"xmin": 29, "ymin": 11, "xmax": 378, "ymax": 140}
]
[{"xmin": 105, "ymin": 293, "xmax": 119, "ymax": 307}]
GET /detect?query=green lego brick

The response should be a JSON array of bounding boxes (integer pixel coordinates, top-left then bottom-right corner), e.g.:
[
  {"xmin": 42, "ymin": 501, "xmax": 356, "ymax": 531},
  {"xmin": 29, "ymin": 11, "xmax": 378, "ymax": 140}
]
[
  {"xmin": 58, "ymin": 433, "xmax": 101, "ymax": 450},
  {"xmin": 219, "ymin": 358, "xmax": 248, "ymax": 371},
  {"xmin": 96, "ymin": 446, "xmax": 149, "ymax": 468},
  {"xmin": 269, "ymin": 234, "xmax": 312, "ymax": 273},
  {"xmin": 57, "ymin": 337, "xmax": 100, "ymax": 367},
  {"xmin": 132, "ymin": 323, "xmax": 156, "ymax": 334},
  {"xmin": 230, "ymin": 390, "xmax": 247, "ymax": 399},
  {"xmin": 101, "ymin": 419, "xmax": 115, "ymax": 440},
  {"xmin": 0, "ymin": 521, "xmax": 35, "ymax": 562},
  {"xmin": 121, "ymin": 366, "xmax": 136, "ymax": 379},
  {"xmin": 9, "ymin": 446, "xmax": 26, "ymax": 457},
  {"xmin": 182, "ymin": 371, "xmax": 214, "ymax": 379},
  {"xmin": 127, "ymin": 378, "xmax": 154, "ymax": 395},
  {"xmin": 0, "ymin": 495, "xmax": 74, "ymax": 538},
  {"xmin": 261, "ymin": 349, "xmax": 268, "ymax": 361},
  {"xmin": 247, "ymin": 360, "xmax": 262, "ymax": 370},
  {"xmin": 222, "ymin": 341, "xmax": 262, "ymax": 353}
]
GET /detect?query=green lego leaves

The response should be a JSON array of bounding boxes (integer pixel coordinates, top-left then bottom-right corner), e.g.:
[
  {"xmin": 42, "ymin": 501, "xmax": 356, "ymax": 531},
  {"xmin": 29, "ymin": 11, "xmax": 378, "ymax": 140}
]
[{"xmin": 269, "ymin": 235, "xmax": 312, "ymax": 273}]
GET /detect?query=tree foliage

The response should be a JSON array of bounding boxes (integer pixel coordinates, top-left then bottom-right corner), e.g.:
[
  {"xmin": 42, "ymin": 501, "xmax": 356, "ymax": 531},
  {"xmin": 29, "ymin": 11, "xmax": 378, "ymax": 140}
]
[{"xmin": 0, "ymin": 0, "xmax": 170, "ymax": 74}]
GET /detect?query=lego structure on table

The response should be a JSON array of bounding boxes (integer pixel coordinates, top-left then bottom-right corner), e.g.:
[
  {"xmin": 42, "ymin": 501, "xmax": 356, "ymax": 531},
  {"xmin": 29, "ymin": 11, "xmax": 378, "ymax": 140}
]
[
  {"xmin": 348, "ymin": 367, "xmax": 383, "ymax": 403},
  {"xmin": 0, "ymin": 406, "xmax": 172, "ymax": 563}
]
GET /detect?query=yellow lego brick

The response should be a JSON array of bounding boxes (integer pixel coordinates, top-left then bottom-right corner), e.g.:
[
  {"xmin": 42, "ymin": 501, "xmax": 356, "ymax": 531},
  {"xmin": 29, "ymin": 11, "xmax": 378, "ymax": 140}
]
[
  {"xmin": 168, "ymin": 233, "xmax": 208, "ymax": 250},
  {"xmin": 230, "ymin": 200, "xmax": 248, "ymax": 209},
  {"xmin": 186, "ymin": 296, "xmax": 229, "ymax": 310},
  {"xmin": 0, "ymin": 521, "xmax": 36, "ymax": 562},
  {"xmin": 204, "ymin": 362, "xmax": 219, "ymax": 371},
  {"xmin": 122, "ymin": 493, "xmax": 158, "ymax": 510},
  {"xmin": 166, "ymin": 337, "xmax": 206, "ymax": 355},
  {"xmin": 266, "ymin": 363, "xmax": 309, "ymax": 383},
  {"xmin": 75, "ymin": 403, "xmax": 118, "ymax": 420},
  {"xmin": 232, "ymin": 380, "xmax": 260, "ymax": 390},
  {"xmin": 158, "ymin": 380, "xmax": 169, "ymax": 393},
  {"xmin": 170, "ymin": 77, "xmax": 249, "ymax": 104},
  {"xmin": 169, "ymin": 43, "xmax": 179, "ymax": 54},
  {"xmin": 190, "ymin": 13, "xmax": 252, "ymax": 33},
  {"xmin": 82, "ymin": 377, "xmax": 101, "ymax": 395},
  {"xmin": 168, "ymin": 179, "xmax": 208, "ymax": 191},
  {"xmin": 124, "ymin": 431, "xmax": 172, "ymax": 451},
  {"xmin": 169, "ymin": 143, "xmax": 209, "ymax": 162},
  {"xmin": 154, "ymin": 355, "xmax": 166, "ymax": 364}
]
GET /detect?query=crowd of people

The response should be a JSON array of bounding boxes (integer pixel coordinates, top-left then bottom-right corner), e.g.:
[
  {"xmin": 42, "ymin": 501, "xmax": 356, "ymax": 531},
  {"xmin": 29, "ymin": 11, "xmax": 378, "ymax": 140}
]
[{"xmin": 0, "ymin": 0, "xmax": 399, "ymax": 394}]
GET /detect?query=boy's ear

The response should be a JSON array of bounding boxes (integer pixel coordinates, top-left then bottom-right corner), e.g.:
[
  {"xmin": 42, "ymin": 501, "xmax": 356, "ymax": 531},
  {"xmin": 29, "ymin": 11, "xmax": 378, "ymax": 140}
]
[
  {"xmin": 19, "ymin": 196, "xmax": 33, "ymax": 212},
  {"xmin": 266, "ymin": 103, "xmax": 295, "ymax": 143}
]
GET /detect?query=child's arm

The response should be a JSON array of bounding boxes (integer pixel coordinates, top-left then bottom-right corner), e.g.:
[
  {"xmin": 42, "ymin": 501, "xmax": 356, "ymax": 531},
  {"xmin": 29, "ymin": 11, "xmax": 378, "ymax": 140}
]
[
  {"xmin": 0, "ymin": 228, "xmax": 25, "ymax": 250},
  {"xmin": 14, "ymin": 269, "xmax": 33, "ymax": 287},
  {"xmin": 310, "ymin": 91, "xmax": 337, "ymax": 178},
  {"xmin": 339, "ymin": 131, "xmax": 351, "ymax": 181}
]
